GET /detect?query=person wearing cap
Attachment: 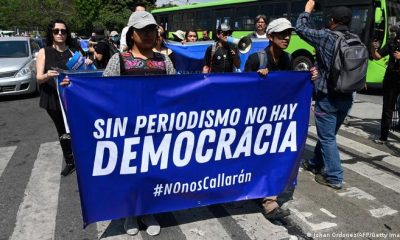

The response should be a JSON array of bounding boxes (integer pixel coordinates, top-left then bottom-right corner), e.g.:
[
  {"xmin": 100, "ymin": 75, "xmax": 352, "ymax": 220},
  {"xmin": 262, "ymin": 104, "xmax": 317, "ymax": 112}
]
[
  {"xmin": 120, "ymin": 3, "xmax": 146, "ymax": 52},
  {"xmin": 244, "ymin": 18, "xmax": 318, "ymax": 220},
  {"xmin": 247, "ymin": 15, "xmax": 268, "ymax": 39},
  {"xmin": 109, "ymin": 30, "xmax": 120, "ymax": 52},
  {"xmin": 60, "ymin": 10, "xmax": 176, "ymax": 236},
  {"xmin": 102, "ymin": 11, "xmax": 175, "ymax": 235},
  {"xmin": 202, "ymin": 23, "xmax": 240, "ymax": 73},
  {"xmin": 296, "ymin": 0, "xmax": 354, "ymax": 190},
  {"xmin": 172, "ymin": 30, "xmax": 185, "ymax": 42},
  {"xmin": 370, "ymin": 23, "xmax": 400, "ymax": 144}
]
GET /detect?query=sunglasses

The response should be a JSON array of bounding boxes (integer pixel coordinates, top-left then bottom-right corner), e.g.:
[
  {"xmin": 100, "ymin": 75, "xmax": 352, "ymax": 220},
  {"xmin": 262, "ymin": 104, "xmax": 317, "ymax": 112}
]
[
  {"xmin": 221, "ymin": 31, "xmax": 232, "ymax": 36},
  {"xmin": 52, "ymin": 28, "xmax": 67, "ymax": 35}
]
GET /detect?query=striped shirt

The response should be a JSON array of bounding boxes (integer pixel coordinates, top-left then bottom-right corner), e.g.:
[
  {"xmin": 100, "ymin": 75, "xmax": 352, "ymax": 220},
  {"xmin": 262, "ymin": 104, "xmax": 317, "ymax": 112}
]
[{"xmin": 296, "ymin": 12, "xmax": 349, "ymax": 94}]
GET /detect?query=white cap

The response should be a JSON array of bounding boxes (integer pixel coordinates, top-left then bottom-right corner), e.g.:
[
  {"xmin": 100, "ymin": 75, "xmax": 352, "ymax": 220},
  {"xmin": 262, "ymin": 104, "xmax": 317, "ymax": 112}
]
[
  {"xmin": 266, "ymin": 18, "xmax": 294, "ymax": 35},
  {"xmin": 172, "ymin": 30, "xmax": 185, "ymax": 41},
  {"xmin": 127, "ymin": 11, "xmax": 157, "ymax": 29}
]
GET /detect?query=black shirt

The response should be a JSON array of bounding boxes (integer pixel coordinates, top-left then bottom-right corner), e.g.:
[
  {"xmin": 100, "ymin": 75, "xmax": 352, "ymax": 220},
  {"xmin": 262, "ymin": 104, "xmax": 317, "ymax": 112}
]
[
  {"xmin": 378, "ymin": 38, "xmax": 400, "ymax": 71},
  {"xmin": 39, "ymin": 46, "xmax": 73, "ymax": 111},
  {"xmin": 244, "ymin": 46, "xmax": 292, "ymax": 72},
  {"xmin": 203, "ymin": 43, "xmax": 239, "ymax": 73}
]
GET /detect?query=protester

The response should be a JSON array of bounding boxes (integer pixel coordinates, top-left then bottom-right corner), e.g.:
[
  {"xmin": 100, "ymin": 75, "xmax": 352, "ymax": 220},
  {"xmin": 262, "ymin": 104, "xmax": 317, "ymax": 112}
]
[
  {"xmin": 109, "ymin": 30, "xmax": 120, "ymax": 52},
  {"xmin": 36, "ymin": 19, "xmax": 80, "ymax": 177},
  {"xmin": 153, "ymin": 25, "xmax": 174, "ymax": 66},
  {"xmin": 185, "ymin": 30, "xmax": 198, "ymax": 42},
  {"xmin": 296, "ymin": 0, "xmax": 354, "ymax": 190},
  {"xmin": 370, "ymin": 24, "xmax": 400, "ymax": 144},
  {"xmin": 103, "ymin": 11, "xmax": 175, "ymax": 236},
  {"xmin": 247, "ymin": 15, "xmax": 268, "ymax": 38},
  {"xmin": 245, "ymin": 18, "xmax": 318, "ymax": 219},
  {"xmin": 201, "ymin": 30, "xmax": 211, "ymax": 41},
  {"xmin": 92, "ymin": 27, "xmax": 111, "ymax": 69},
  {"xmin": 172, "ymin": 30, "xmax": 185, "ymax": 42},
  {"xmin": 202, "ymin": 23, "xmax": 240, "ymax": 73},
  {"xmin": 120, "ymin": 2, "xmax": 146, "ymax": 52}
]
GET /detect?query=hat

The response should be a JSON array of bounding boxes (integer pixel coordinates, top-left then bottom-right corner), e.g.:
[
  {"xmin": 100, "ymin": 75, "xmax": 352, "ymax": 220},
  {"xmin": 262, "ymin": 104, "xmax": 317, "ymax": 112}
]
[
  {"xmin": 266, "ymin": 18, "xmax": 294, "ymax": 34},
  {"xmin": 329, "ymin": 6, "xmax": 352, "ymax": 23},
  {"xmin": 218, "ymin": 23, "xmax": 231, "ymax": 32},
  {"xmin": 127, "ymin": 11, "xmax": 157, "ymax": 29},
  {"xmin": 172, "ymin": 30, "xmax": 185, "ymax": 41},
  {"xmin": 110, "ymin": 31, "xmax": 118, "ymax": 37}
]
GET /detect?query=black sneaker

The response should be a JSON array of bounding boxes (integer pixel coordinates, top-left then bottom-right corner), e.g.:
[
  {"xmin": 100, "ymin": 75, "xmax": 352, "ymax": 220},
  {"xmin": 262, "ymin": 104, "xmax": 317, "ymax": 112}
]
[
  {"xmin": 314, "ymin": 174, "xmax": 342, "ymax": 190},
  {"xmin": 301, "ymin": 160, "xmax": 320, "ymax": 174},
  {"xmin": 61, "ymin": 164, "xmax": 75, "ymax": 176},
  {"xmin": 264, "ymin": 207, "xmax": 290, "ymax": 220}
]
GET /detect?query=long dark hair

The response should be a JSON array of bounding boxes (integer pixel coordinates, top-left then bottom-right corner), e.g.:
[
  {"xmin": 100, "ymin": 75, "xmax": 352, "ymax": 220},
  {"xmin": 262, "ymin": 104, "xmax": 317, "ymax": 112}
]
[
  {"xmin": 46, "ymin": 19, "xmax": 72, "ymax": 47},
  {"xmin": 126, "ymin": 26, "xmax": 158, "ymax": 50}
]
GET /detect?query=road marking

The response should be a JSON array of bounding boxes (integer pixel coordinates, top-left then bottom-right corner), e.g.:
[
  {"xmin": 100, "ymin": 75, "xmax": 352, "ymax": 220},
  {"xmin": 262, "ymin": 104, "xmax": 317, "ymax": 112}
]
[
  {"xmin": 337, "ymin": 187, "xmax": 376, "ymax": 200},
  {"xmin": 342, "ymin": 162, "xmax": 400, "ymax": 194},
  {"xmin": 369, "ymin": 206, "xmax": 398, "ymax": 218},
  {"xmin": 0, "ymin": 146, "xmax": 17, "ymax": 177},
  {"xmin": 10, "ymin": 142, "xmax": 62, "ymax": 240},
  {"xmin": 320, "ymin": 208, "xmax": 336, "ymax": 218},
  {"xmin": 223, "ymin": 201, "xmax": 289, "ymax": 240},
  {"xmin": 290, "ymin": 208, "xmax": 337, "ymax": 231},
  {"xmin": 309, "ymin": 126, "xmax": 400, "ymax": 169},
  {"xmin": 173, "ymin": 207, "xmax": 231, "ymax": 239}
]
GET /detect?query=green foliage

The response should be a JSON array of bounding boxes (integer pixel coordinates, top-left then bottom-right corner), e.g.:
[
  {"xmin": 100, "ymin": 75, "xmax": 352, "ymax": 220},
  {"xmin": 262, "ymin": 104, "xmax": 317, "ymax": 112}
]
[{"xmin": 0, "ymin": 0, "xmax": 156, "ymax": 36}]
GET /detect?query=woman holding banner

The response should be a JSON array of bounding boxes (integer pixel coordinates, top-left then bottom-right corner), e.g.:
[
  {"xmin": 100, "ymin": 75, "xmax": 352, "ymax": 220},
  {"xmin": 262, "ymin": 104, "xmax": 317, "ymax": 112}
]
[
  {"xmin": 103, "ymin": 11, "xmax": 175, "ymax": 236},
  {"xmin": 36, "ymin": 19, "xmax": 81, "ymax": 177}
]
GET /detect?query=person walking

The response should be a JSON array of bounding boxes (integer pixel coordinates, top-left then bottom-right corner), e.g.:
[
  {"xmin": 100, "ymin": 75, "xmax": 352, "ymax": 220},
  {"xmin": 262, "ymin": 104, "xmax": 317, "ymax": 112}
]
[
  {"xmin": 245, "ymin": 18, "xmax": 318, "ymax": 219},
  {"xmin": 36, "ymin": 19, "xmax": 79, "ymax": 176},
  {"xmin": 296, "ymin": 0, "xmax": 355, "ymax": 190},
  {"xmin": 370, "ymin": 26, "xmax": 400, "ymax": 144},
  {"xmin": 103, "ymin": 11, "xmax": 175, "ymax": 236}
]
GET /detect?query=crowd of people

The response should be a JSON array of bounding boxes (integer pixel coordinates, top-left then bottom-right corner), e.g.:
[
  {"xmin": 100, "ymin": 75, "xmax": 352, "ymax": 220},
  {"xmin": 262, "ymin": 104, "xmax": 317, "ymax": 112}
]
[{"xmin": 35, "ymin": 0, "xmax": 397, "ymax": 237}]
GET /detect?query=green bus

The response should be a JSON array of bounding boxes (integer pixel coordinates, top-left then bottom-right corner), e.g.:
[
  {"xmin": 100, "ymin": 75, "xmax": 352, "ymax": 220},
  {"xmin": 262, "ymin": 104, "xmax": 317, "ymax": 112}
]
[{"xmin": 153, "ymin": 0, "xmax": 400, "ymax": 88}]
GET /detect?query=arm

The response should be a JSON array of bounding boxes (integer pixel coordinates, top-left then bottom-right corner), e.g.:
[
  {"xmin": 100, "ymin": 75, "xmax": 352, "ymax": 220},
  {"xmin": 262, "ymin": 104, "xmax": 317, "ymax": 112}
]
[
  {"xmin": 103, "ymin": 53, "xmax": 121, "ymax": 77},
  {"xmin": 231, "ymin": 48, "xmax": 241, "ymax": 69},
  {"xmin": 36, "ymin": 48, "xmax": 59, "ymax": 85},
  {"xmin": 370, "ymin": 41, "xmax": 382, "ymax": 60},
  {"xmin": 202, "ymin": 46, "xmax": 212, "ymax": 73},
  {"xmin": 295, "ymin": 1, "xmax": 326, "ymax": 47}
]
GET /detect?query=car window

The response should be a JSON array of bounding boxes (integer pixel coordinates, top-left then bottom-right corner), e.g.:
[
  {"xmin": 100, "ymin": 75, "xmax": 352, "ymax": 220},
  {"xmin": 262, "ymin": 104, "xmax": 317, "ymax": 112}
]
[{"xmin": 0, "ymin": 41, "xmax": 29, "ymax": 58}]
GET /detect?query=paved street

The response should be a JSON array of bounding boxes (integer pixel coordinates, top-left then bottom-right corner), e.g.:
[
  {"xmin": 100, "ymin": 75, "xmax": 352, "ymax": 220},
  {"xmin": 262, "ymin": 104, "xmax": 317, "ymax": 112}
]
[{"xmin": 1, "ymin": 93, "xmax": 400, "ymax": 240}]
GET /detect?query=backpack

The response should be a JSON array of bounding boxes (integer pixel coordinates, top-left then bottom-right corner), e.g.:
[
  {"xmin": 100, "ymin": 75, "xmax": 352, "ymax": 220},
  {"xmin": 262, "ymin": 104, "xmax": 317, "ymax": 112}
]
[{"xmin": 329, "ymin": 31, "xmax": 368, "ymax": 93}]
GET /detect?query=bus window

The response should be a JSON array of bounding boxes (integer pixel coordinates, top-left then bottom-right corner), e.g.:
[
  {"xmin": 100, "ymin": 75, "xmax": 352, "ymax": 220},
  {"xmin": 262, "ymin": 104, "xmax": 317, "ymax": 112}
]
[
  {"xmin": 236, "ymin": 6, "xmax": 258, "ymax": 30},
  {"xmin": 273, "ymin": 3, "xmax": 288, "ymax": 19},
  {"xmin": 349, "ymin": 8, "xmax": 369, "ymax": 39},
  {"xmin": 260, "ymin": 4, "xmax": 273, "ymax": 21},
  {"xmin": 182, "ymin": 12, "xmax": 195, "ymax": 30},
  {"xmin": 197, "ymin": 11, "xmax": 211, "ymax": 30}
]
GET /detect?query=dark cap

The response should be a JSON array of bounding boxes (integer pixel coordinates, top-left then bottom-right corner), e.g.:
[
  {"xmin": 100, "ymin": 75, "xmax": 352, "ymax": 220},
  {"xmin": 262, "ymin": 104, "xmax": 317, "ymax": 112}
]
[{"xmin": 329, "ymin": 6, "xmax": 352, "ymax": 24}]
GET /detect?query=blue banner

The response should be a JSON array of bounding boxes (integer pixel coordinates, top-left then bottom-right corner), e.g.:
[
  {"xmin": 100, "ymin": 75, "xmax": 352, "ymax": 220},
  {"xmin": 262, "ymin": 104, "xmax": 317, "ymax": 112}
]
[
  {"xmin": 166, "ymin": 39, "xmax": 269, "ymax": 74},
  {"xmin": 59, "ymin": 72, "xmax": 312, "ymax": 227}
]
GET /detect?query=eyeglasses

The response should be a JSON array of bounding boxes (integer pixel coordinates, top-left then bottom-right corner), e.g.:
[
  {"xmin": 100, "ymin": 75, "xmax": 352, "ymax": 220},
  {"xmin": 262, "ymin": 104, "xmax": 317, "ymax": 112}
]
[{"xmin": 52, "ymin": 28, "xmax": 67, "ymax": 35}]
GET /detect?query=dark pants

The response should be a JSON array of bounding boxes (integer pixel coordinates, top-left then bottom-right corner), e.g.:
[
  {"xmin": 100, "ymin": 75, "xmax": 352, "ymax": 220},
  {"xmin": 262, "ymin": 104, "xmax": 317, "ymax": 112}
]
[
  {"xmin": 380, "ymin": 71, "xmax": 400, "ymax": 140},
  {"xmin": 46, "ymin": 109, "xmax": 74, "ymax": 164}
]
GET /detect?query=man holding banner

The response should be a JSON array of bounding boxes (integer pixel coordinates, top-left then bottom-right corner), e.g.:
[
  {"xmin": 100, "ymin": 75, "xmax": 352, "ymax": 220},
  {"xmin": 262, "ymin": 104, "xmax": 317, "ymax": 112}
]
[{"xmin": 245, "ymin": 18, "xmax": 318, "ymax": 219}]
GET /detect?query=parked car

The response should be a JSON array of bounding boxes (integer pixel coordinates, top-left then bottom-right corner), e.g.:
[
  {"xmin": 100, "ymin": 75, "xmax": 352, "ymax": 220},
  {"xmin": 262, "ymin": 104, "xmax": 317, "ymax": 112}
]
[{"xmin": 0, "ymin": 37, "xmax": 40, "ymax": 96}]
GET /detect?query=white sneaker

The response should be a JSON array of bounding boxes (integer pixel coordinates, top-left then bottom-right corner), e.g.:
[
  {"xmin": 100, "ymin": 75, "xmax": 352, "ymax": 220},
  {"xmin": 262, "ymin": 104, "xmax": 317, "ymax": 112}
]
[
  {"xmin": 141, "ymin": 215, "xmax": 160, "ymax": 236},
  {"xmin": 124, "ymin": 217, "xmax": 139, "ymax": 235}
]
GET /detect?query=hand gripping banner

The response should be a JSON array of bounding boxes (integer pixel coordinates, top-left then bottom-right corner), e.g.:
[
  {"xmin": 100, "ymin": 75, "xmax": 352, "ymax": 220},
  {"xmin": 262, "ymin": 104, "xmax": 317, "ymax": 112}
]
[{"xmin": 59, "ymin": 72, "xmax": 312, "ymax": 227}]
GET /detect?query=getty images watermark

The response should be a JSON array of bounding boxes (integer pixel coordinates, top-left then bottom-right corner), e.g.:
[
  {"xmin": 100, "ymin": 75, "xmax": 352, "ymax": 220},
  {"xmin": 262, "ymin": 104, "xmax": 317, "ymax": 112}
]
[{"xmin": 308, "ymin": 232, "xmax": 400, "ymax": 239}]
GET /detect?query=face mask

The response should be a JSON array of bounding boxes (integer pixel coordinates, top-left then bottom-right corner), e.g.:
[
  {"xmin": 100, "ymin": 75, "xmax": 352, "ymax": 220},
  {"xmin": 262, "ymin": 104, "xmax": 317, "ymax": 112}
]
[{"xmin": 111, "ymin": 36, "xmax": 120, "ymax": 42}]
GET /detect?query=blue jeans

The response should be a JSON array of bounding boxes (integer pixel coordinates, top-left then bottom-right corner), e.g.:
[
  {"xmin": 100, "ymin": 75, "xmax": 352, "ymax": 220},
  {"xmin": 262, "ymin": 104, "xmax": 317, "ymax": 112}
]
[{"xmin": 309, "ymin": 94, "xmax": 353, "ymax": 184}]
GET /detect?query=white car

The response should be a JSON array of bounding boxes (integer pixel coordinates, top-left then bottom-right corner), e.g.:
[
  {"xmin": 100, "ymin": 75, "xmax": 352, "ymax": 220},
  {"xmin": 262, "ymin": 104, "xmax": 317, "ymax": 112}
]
[{"xmin": 0, "ymin": 37, "xmax": 40, "ymax": 96}]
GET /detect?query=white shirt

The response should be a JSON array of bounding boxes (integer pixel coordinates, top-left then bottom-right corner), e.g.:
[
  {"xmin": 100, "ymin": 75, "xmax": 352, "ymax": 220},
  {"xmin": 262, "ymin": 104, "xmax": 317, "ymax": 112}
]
[
  {"xmin": 256, "ymin": 33, "xmax": 267, "ymax": 38},
  {"xmin": 120, "ymin": 26, "xmax": 129, "ymax": 52}
]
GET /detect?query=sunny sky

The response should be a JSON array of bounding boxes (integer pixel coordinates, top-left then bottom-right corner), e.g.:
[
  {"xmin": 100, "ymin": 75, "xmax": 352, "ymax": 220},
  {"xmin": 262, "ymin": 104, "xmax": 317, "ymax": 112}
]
[{"xmin": 156, "ymin": 0, "xmax": 215, "ymax": 7}]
